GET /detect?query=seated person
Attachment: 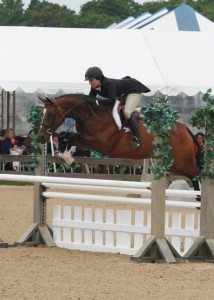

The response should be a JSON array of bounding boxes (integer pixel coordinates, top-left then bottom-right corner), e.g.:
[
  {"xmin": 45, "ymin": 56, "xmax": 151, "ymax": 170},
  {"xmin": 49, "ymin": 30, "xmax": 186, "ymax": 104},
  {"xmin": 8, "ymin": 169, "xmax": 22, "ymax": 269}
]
[
  {"xmin": 23, "ymin": 130, "xmax": 34, "ymax": 155},
  {"xmin": 1, "ymin": 128, "xmax": 23, "ymax": 171},
  {"xmin": 47, "ymin": 133, "xmax": 60, "ymax": 154}
]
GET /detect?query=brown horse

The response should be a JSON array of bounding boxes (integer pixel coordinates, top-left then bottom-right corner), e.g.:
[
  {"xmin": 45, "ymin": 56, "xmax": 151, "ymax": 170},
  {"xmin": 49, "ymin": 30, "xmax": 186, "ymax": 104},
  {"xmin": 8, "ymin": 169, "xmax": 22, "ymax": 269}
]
[{"xmin": 38, "ymin": 94, "xmax": 200, "ymax": 179}]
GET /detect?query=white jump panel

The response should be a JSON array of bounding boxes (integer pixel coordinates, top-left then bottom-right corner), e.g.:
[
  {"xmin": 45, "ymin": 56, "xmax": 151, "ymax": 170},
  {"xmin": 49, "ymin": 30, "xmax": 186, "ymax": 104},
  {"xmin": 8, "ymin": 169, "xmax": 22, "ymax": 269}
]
[{"xmin": 53, "ymin": 205, "xmax": 200, "ymax": 256}]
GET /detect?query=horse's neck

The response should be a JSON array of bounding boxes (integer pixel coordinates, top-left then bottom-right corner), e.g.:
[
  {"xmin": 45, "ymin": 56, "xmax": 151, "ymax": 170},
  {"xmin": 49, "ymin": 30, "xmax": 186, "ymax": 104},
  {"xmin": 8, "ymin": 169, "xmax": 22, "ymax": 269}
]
[
  {"xmin": 57, "ymin": 96, "xmax": 87, "ymax": 121},
  {"xmin": 77, "ymin": 109, "xmax": 118, "ymax": 155},
  {"xmin": 57, "ymin": 97, "xmax": 115, "ymax": 142}
]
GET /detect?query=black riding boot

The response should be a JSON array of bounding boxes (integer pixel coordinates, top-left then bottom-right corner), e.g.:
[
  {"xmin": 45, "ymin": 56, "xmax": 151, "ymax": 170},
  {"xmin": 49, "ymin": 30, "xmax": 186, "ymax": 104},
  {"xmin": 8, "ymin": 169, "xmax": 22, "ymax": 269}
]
[{"xmin": 127, "ymin": 114, "xmax": 141, "ymax": 148}]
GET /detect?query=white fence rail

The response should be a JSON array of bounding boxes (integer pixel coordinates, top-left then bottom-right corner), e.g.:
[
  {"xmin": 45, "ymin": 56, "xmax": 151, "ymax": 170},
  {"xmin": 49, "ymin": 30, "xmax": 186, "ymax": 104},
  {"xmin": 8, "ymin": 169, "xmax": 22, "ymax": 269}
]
[
  {"xmin": 53, "ymin": 205, "xmax": 200, "ymax": 256},
  {"xmin": 0, "ymin": 174, "xmax": 201, "ymax": 255}
]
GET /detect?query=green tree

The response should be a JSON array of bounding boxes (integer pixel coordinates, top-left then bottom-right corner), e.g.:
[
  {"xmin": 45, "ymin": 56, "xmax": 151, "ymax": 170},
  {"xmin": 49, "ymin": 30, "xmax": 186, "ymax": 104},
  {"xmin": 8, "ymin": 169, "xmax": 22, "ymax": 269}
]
[
  {"xmin": 22, "ymin": 0, "xmax": 76, "ymax": 27},
  {"xmin": 74, "ymin": 12, "xmax": 118, "ymax": 28},
  {"xmin": 80, "ymin": 0, "xmax": 142, "ymax": 18},
  {"xmin": 193, "ymin": 0, "xmax": 214, "ymax": 22},
  {"xmin": 0, "ymin": 0, "xmax": 24, "ymax": 25},
  {"xmin": 75, "ymin": 0, "xmax": 143, "ymax": 28},
  {"xmin": 135, "ymin": 0, "xmax": 213, "ymax": 21}
]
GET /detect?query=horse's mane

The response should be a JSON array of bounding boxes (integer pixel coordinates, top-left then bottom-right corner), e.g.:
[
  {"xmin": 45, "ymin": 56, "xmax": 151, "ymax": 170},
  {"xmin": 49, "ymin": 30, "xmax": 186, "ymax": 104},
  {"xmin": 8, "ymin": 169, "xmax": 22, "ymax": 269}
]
[
  {"xmin": 55, "ymin": 93, "xmax": 105, "ymax": 108},
  {"xmin": 55, "ymin": 93, "xmax": 86, "ymax": 100}
]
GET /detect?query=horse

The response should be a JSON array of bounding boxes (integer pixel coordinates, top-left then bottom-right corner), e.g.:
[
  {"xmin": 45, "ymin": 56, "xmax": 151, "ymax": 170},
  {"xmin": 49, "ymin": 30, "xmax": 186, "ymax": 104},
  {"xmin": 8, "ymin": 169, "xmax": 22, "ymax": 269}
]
[{"xmin": 38, "ymin": 94, "xmax": 201, "ymax": 182}]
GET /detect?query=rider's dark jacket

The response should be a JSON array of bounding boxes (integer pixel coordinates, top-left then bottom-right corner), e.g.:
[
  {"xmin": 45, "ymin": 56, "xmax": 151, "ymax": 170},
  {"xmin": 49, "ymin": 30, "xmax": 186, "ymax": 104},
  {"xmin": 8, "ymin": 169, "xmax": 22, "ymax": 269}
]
[{"xmin": 89, "ymin": 76, "xmax": 150, "ymax": 105}]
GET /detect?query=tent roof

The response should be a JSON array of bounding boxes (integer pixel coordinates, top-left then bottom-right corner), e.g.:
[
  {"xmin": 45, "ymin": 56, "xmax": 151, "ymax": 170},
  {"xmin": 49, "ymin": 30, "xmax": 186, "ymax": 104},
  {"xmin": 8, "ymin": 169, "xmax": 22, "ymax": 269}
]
[
  {"xmin": 143, "ymin": 30, "xmax": 214, "ymax": 95},
  {"xmin": 142, "ymin": 4, "xmax": 214, "ymax": 31},
  {"xmin": 108, "ymin": 4, "xmax": 214, "ymax": 31},
  {"xmin": 0, "ymin": 26, "xmax": 213, "ymax": 95}
]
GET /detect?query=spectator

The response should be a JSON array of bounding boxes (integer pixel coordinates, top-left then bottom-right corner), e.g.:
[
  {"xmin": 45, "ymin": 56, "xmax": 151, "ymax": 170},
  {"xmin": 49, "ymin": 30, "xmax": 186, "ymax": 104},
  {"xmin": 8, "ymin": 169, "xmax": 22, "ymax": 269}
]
[
  {"xmin": 1, "ymin": 128, "xmax": 23, "ymax": 171},
  {"xmin": 195, "ymin": 132, "xmax": 205, "ymax": 168},
  {"xmin": 23, "ymin": 130, "xmax": 34, "ymax": 155},
  {"xmin": 1, "ymin": 128, "xmax": 18, "ymax": 154},
  {"xmin": 47, "ymin": 133, "xmax": 59, "ymax": 154},
  {"xmin": 196, "ymin": 132, "xmax": 205, "ymax": 152}
]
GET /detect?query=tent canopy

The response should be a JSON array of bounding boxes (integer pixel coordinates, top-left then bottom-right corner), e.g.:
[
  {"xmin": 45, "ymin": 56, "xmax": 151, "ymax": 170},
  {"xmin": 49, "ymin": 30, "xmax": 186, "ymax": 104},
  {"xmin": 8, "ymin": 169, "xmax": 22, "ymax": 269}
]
[
  {"xmin": 108, "ymin": 4, "xmax": 214, "ymax": 31},
  {"xmin": 0, "ymin": 26, "xmax": 213, "ymax": 95}
]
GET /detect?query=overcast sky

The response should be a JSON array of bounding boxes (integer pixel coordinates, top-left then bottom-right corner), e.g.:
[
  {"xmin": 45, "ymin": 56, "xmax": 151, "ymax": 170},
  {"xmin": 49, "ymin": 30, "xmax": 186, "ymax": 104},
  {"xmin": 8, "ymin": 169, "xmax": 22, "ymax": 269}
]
[{"xmin": 22, "ymin": 0, "xmax": 148, "ymax": 13}]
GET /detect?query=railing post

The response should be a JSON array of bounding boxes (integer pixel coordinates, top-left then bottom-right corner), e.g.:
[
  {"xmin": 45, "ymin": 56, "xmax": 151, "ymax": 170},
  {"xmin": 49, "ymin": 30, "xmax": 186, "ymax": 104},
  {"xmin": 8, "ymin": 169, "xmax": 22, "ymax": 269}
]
[
  {"xmin": 151, "ymin": 177, "xmax": 166, "ymax": 238},
  {"xmin": 33, "ymin": 144, "xmax": 47, "ymax": 225},
  {"xmin": 17, "ymin": 144, "xmax": 55, "ymax": 247},
  {"xmin": 132, "ymin": 136, "xmax": 181, "ymax": 263}
]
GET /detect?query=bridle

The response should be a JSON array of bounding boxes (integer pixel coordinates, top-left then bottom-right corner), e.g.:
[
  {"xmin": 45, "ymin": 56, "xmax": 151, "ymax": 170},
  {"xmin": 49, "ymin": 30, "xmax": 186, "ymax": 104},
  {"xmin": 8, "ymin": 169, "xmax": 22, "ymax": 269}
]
[
  {"xmin": 41, "ymin": 96, "xmax": 113, "ymax": 136},
  {"xmin": 41, "ymin": 100, "xmax": 85, "ymax": 135}
]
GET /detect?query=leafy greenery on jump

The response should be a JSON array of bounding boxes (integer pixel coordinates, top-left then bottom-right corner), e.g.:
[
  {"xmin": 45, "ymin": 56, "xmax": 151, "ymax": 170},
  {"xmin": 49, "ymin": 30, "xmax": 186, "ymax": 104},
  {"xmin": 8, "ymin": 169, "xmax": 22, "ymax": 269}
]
[
  {"xmin": 192, "ymin": 89, "xmax": 214, "ymax": 179},
  {"xmin": 142, "ymin": 96, "xmax": 179, "ymax": 180},
  {"xmin": 26, "ymin": 104, "xmax": 42, "ymax": 171}
]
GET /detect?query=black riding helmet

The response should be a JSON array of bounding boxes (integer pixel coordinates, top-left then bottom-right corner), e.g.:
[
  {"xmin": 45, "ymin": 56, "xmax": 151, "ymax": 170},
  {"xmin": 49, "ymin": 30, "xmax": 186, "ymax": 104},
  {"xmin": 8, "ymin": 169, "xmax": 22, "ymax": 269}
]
[{"xmin": 85, "ymin": 67, "xmax": 104, "ymax": 80}]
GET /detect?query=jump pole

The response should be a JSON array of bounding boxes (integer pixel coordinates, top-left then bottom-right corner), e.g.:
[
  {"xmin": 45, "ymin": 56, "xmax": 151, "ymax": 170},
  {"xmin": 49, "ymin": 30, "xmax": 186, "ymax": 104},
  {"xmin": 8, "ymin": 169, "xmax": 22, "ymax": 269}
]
[
  {"xmin": 131, "ymin": 136, "xmax": 181, "ymax": 263},
  {"xmin": 17, "ymin": 144, "xmax": 55, "ymax": 247},
  {"xmin": 184, "ymin": 176, "xmax": 214, "ymax": 260}
]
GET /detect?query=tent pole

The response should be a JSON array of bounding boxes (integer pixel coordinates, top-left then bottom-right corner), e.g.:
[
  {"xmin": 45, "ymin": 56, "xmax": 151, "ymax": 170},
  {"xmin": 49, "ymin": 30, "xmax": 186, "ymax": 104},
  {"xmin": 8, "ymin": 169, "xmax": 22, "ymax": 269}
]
[
  {"xmin": 6, "ymin": 91, "xmax": 10, "ymax": 129},
  {"xmin": 0, "ymin": 90, "xmax": 3, "ymax": 129},
  {"xmin": 12, "ymin": 91, "xmax": 16, "ymax": 132}
]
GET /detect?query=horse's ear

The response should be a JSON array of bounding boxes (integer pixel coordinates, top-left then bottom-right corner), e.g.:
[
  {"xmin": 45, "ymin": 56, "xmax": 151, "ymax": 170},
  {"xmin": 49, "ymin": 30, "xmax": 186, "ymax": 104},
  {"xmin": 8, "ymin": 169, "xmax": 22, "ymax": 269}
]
[
  {"xmin": 38, "ymin": 96, "xmax": 53, "ymax": 104},
  {"xmin": 38, "ymin": 96, "xmax": 46, "ymax": 104},
  {"xmin": 45, "ymin": 96, "xmax": 54, "ymax": 104}
]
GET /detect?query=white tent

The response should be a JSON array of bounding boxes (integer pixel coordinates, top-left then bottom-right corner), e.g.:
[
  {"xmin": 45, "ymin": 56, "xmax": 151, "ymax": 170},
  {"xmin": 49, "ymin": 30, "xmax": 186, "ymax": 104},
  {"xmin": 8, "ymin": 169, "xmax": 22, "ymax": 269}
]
[
  {"xmin": 142, "ymin": 4, "xmax": 214, "ymax": 31},
  {"xmin": 108, "ymin": 4, "xmax": 214, "ymax": 32},
  {"xmin": 0, "ymin": 26, "xmax": 213, "ymax": 96}
]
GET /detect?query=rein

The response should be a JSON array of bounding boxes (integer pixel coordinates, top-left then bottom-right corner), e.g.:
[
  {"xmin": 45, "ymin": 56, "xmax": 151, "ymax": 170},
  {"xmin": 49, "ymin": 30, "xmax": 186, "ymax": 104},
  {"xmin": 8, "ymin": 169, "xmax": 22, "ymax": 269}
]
[
  {"xmin": 41, "ymin": 100, "xmax": 86, "ymax": 135},
  {"xmin": 41, "ymin": 95, "xmax": 113, "ymax": 136}
]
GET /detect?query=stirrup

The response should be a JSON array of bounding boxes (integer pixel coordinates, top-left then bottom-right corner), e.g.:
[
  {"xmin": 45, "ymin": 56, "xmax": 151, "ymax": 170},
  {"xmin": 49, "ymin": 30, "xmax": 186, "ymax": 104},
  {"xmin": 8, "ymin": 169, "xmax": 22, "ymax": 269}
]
[{"xmin": 132, "ymin": 136, "xmax": 141, "ymax": 148}]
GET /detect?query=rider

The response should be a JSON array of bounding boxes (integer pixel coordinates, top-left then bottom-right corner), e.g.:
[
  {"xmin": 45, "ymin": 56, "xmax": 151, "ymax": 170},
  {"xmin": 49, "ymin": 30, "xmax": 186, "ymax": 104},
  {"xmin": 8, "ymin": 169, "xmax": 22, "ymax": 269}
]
[{"xmin": 85, "ymin": 66, "xmax": 150, "ymax": 148}]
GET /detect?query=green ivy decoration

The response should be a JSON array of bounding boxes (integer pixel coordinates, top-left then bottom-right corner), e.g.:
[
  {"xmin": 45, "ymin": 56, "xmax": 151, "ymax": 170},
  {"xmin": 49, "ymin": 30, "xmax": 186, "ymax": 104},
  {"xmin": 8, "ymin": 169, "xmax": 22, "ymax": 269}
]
[
  {"xmin": 142, "ymin": 96, "xmax": 179, "ymax": 179},
  {"xmin": 192, "ymin": 89, "xmax": 214, "ymax": 179},
  {"xmin": 26, "ymin": 105, "xmax": 42, "ymax": 172}
]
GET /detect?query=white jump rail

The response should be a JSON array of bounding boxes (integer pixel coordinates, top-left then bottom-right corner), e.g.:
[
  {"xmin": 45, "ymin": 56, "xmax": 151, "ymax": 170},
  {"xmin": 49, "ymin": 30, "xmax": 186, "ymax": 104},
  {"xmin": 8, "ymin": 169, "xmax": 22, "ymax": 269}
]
[
  {"xmin": 43, "ymin": 191, "xmax": 200, "ymax": 209},
  {"xmin": 44, "ymin": 183, "xmax": 201, "ymax": 198},
  {"xmin": 0, "ymin": 174, "xmax": 151, "ymax": 188},
  {"xmin": 0, "ymin": 174, "xmax": 201, "ymax": 209},
  {"xmin": 0, "ymin": 173, "xmax": 201, "ymax": 255}
]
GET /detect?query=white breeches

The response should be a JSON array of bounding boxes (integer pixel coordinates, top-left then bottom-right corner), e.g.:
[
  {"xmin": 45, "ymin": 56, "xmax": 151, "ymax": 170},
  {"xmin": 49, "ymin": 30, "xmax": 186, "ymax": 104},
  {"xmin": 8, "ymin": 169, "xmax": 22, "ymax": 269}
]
[{"xmin": 123, "ymin": 93, "xmax": 141, "ymax": 119}]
